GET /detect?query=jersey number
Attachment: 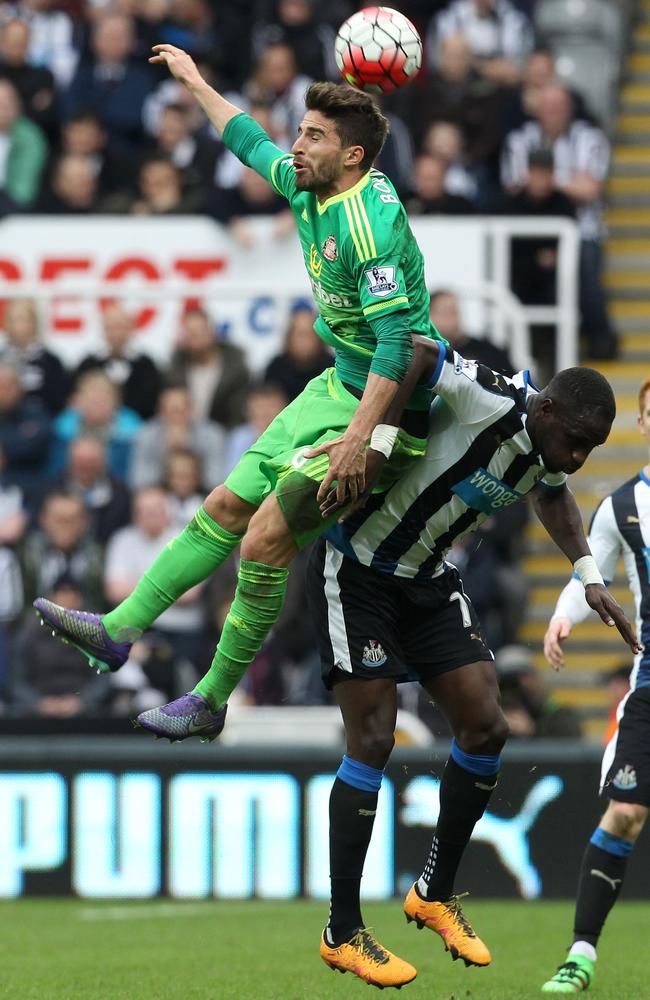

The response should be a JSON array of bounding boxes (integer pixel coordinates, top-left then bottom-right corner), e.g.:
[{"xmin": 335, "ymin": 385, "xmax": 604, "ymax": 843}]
[{"xmin": 450, "ymin": 590, "xmax": 472, "ymax": 628}]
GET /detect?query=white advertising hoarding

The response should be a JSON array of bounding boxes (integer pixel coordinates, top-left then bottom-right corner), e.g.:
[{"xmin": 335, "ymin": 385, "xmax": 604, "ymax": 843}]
[{"xmin": 0, "ymin": 215, "xmax": 484, "ymax": 372}]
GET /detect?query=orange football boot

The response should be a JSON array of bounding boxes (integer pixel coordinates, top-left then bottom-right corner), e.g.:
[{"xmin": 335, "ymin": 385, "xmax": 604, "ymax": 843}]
[
  {"xmin": 403, "ymin": 885, "xmax": 491, "ymax": 967},
  {"xmin": 320, "ymin": 928, "xmax": 417, "ymax": 989}
]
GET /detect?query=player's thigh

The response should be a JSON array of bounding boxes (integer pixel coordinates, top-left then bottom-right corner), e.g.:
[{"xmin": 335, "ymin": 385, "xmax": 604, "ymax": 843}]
[
  {"xmin": 601, "ymin": 686, "xmax": 650, "ymax": 807},
  {"xmin": 305, "ymin": 537, "xmax": 406, "ymax": 689},
  {"xmin": 333, "ymin": 675, "xmax": 399, "ymax": 769},
  {"xmin": 422, "ymin": 660, "xmax": 507, "ymax": 752},
  {"xmin": 223, "ymin": 386, "xmax": 310, "ymax": 507},
  {"xmin": 399, "ymin": 568, "xmax": 505, "ymax": 750}
]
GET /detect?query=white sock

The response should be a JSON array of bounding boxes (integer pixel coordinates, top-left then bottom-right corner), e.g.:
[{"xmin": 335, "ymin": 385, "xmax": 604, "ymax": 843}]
[{"xmin": 569, "ymin": 941, "xmax": 597, "ymax": 962}]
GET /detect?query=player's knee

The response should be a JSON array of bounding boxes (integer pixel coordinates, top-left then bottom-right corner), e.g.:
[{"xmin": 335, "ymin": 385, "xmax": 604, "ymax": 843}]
[
  {"xmin": 350, "ymin": 728, "xmax": 395, "ymax": 770},
  {"xmin": 204, "ymin": 485, "xmax": 255, "ymax": 534},
  {"xmin": 240, "ymin": 506, "xmax": 295, "ymax": 566},
  {"xmin": 604, "ymin": 801, "xmax": 647, "ymax": 842},
  {"xmin": 457, "ymin": 707, "xmax": 508, "ymax": 756}
]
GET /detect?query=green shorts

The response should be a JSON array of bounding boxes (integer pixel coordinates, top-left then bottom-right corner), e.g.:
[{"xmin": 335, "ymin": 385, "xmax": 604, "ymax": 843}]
[{"xmin": 225, "ymin": 368, "xmax": 427, "ymax": 549}]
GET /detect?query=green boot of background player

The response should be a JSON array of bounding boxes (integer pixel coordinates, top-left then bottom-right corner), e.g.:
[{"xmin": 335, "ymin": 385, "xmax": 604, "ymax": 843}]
[{"xmin": 541, "ymin": 954, "xmax": 595, "ymax": 993}]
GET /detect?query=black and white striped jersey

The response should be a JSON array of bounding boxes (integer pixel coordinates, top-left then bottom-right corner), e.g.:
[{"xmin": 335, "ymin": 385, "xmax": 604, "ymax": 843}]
[
  {"xmin": 325, "ymin": 346, "xmax": 567, "ymax": 579},
  {"xmin": 553, "ymin": 472, "xmax": 650, "ymax": 690}
]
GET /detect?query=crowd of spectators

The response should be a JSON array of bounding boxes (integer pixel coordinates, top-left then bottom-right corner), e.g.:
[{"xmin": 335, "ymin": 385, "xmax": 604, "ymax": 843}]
[
  {"xmin": 0, "ymin": 288, "xmax": 528, "ymax": 726},
  {"xmin": 0, "ymin": 0, "xmax": 623, "ymax": 729},
  {"xmin": 0, "ymin": 0, "xmax": 619, "ymax": 361}
]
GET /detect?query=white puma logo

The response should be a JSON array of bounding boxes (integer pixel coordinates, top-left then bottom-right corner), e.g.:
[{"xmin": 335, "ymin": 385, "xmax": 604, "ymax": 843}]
[
  {"xmin": 401, "ymin": 775, "xmax": 563, "ymax": 899},
  {"xmin": 590, "ymin": 869, "xmax": 622, "ymax": 891},
  {"xmin": 358, "ymin": 808, "xmax": 376, "ymax": 817}
]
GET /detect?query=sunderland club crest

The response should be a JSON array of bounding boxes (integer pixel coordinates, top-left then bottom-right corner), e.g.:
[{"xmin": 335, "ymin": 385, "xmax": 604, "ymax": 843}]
[{"xmin": 321, "ymin": 235, "xmax": 338, "ymax": 261}]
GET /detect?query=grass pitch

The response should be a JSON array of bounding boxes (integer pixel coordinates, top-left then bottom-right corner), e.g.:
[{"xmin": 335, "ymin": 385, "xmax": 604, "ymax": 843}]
[{"xmin": 1, "ymin": 898, "xmax": 647, "ymax": 1000}]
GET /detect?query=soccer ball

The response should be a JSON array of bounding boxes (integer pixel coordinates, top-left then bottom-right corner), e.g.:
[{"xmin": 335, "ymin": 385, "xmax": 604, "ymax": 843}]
[{"xmin": 334, "ymin": 6, "xmax": 422, "ymax": 95}]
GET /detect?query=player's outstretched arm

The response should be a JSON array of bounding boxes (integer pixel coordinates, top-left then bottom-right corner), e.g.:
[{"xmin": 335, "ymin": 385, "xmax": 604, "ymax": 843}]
[
  {"xmin": 533, "ymin": 483, "xmax": 640, "ymax": 656},
  {"xmin": 150, "ymin": 45, "xmax": 243, "ymax": 136}
]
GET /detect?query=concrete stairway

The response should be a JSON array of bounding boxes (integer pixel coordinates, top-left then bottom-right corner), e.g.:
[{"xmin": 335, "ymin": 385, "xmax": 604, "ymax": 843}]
[{"xmin": 521, "ymin": 6, "xmax": 650, "ymax": 740}]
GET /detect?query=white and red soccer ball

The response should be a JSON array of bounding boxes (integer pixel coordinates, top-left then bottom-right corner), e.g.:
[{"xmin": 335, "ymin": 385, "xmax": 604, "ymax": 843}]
[{"xmin": 335, "ymin": 6, "xmax": 423, "ymax": 95}]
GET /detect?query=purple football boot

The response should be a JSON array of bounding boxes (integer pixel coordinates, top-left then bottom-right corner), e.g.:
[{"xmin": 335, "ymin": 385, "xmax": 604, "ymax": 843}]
[
  {"xmin": 136, "ymin": 693, "xmax": 227, "ymax": 743},
  {"xmin": 33, "ymin": 598, "xmax": 132, "ymax": 674}
]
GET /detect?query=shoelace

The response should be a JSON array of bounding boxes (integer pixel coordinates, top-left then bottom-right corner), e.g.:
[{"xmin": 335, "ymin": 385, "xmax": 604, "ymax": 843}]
[
  {"xmin": 446, "ymin": 893, "xmax": 476, "ymax": 938},
  {"xmin": 349, "ymin": 928, "xmax": 390, "ymax": 965},
  {"xmin": 553, "ymin": 961, "xmax": 591, "ymax": 987}
]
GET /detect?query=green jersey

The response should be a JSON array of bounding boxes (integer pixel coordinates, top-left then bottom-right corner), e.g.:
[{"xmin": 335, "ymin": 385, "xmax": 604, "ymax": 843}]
[{"xmin": 223, "ymin": 113, "xmax": 441, "ymax": 409}]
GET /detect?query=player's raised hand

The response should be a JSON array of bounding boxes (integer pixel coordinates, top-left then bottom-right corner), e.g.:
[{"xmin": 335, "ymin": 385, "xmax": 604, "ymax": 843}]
[
  {"xmin": 149, "ymin": 44, "xmax": 203, "ymax": 89},
  {"xmin": 584, "ymin": 583, "xmax": 642, "ymax": 656},
  {"xmin": 544, "ymin": 616, "xmax": 572, "ymax": 670}
]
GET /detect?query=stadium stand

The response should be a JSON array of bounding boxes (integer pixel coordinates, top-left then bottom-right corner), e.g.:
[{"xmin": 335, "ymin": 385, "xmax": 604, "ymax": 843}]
[{"xmin": 0, "ymin": 0, "xmax": 641, "ymax": 742}]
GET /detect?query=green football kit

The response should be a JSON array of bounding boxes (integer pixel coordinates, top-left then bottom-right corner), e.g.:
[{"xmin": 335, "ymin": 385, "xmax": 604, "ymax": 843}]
[
  {"xmin": 87, "ymin": 108, "xmax": 446, "ymax": 716},
  {"xmin": 222, "ymin": 113, "xmax": 444, "ymax": 546}
]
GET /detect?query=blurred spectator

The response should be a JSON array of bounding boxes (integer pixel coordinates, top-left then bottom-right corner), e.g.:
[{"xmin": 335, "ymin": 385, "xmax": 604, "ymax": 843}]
[
  {"xmin": 500, "ymin": 148, "xmax": 575, "ymax": 379},
  {"xmin": 504, "ymin": 48, "xmax": 590, "ymax": 134},
  {"xmin": 35, "ymin": 152, "xmax": 100, "ymax": 213},
  {"xmin": 49, "ymin": 370, "xmax": 142, "ymax": 482},
  {"xmin": 0, "ymin": 361, "xmax": 50, "ymax": 508},
  {"xmin": 429, "ymin": 288, "xmax": 515, "ymax": 373},
  {"xmin": 374, "ymin": 103, "xmax": 415, "ymax": 198},
  {"xmin": 0, "ymin": 297, "xmax": 70, "ymax": 414},
  {"xmin": 421, "ymin": 120, "xmax": 478, "ymax": 203},
  {"xmin": 105, "ymin": 154, "xmax": 201, "ymax": 215},
  {"xmin": 602, "ymin": 665, "xmax": 631, "ymax": 746},
  {"xmin": 244, "ymin": 40, "xmax": 311, "ymax": 139},
  {"xmin": 0, "ymin": 471, "xmax": 25, "ymax": 626},
  {"xmin": 172, "ymin": 306, "xmax": 250, "ymax": 429},
  {"xmin": 224, "ymin": 381, "xmax": 289, "ymax": 474},
  {"xmin": 406, "ymin": 154, "xmax": 473, "ymax": 216},
  {"xmin": 9, "ymin": 578, "xmax": 108, "ymax": 716},
  {"xmin": 0, "ymin": 76, "xmax": 47, "ymax": 210},
  {"xmin": 252, "ymin": 0, "xmax": 337, "ymax": 81},
  {"xmin": 53, "ymin": 435, "xmax": 131, "ymax": 545},
  {"xmin": 105, "ymin": 486, "xmax": 209, "ymax": 689},
  {"xmin": 150, "ymin": 101, "xmax": 218, "ymax": 201},
  {"xmin": 427, "ymin": 0, "xmax": 533, "ymax": 87},
  {"xmin": 64, "ymin": 12, "xmax": 153, "ymax": 154},
  {"xmin": 129, "ymin": 384, "xmax": 226, "ymax": 491},
  {"xmin": 0, "ymin": 19, "xmax": 56, "ymax": 136},
  {"xmin": 213, "ymin": 98, "xmax": 290, "ymax": 192},
  {"xmin": 415, "ymin": 34, "xmax": 504, "ymax": 169},
  {"xmin": 209, "ymin": 164, "xmax": 294, "ymax": 247},
  {"xmin": 60, "ymin": 111, "xmax": 129, "ymax": 196},
  {"xmin": 495, "ymin": 644, "xmax": 583, "ymax": 739},
  {"xmin": 501, "ymin": 83, "xmax": 616, "ymax": 359},
  {"xmin": 264, "ymin": 304, "xmax": 331, "ymax": 401},
  {"xmin": 20, "ymin": 490, "xmax": 104, "ymax": 606},
  {"xmin": 0, "ymin": 0, "xmax": 78, "ymax": 89},
  {"xmin": 75, "ymin": 302, "xmax": 162, "ymax": 419},
  {"xmin": 163, "ymin": 446, "xmax": 204, "ymax": 528}
]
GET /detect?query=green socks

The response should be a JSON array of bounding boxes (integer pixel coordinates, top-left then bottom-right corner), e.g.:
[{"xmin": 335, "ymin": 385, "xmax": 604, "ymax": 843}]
[
  {"xmin": 103, "ymin": 507, "xmax": 241, "ymax": 641},
  {"xmin": 194, "ymin": 560, "xmax": 289, "ymax": 708}
]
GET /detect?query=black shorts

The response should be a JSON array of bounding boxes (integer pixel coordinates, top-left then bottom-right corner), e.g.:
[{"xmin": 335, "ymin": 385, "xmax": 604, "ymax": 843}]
[
  {"xmin": 306, "ymin": 538, "xmax": 493, "ymax": 689},
  {"xmin": 601, "ymin": 686, "xmax": 650, "ymax": 806}
]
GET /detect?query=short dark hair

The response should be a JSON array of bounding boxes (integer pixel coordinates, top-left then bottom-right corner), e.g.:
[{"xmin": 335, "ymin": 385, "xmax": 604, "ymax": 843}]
[
  {"xmin": 304, "ymin": 82, "xmax": 389, "ymax": 170},
  {"xmin": 546, "ymin": 367, "xmax": 616, "ymax": 425}
]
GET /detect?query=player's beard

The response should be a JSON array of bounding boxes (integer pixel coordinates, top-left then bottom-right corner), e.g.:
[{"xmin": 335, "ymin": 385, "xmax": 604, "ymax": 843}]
[{"xmin": 294, "ymin": 158, "xmax": 340, "ymax": 195}]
